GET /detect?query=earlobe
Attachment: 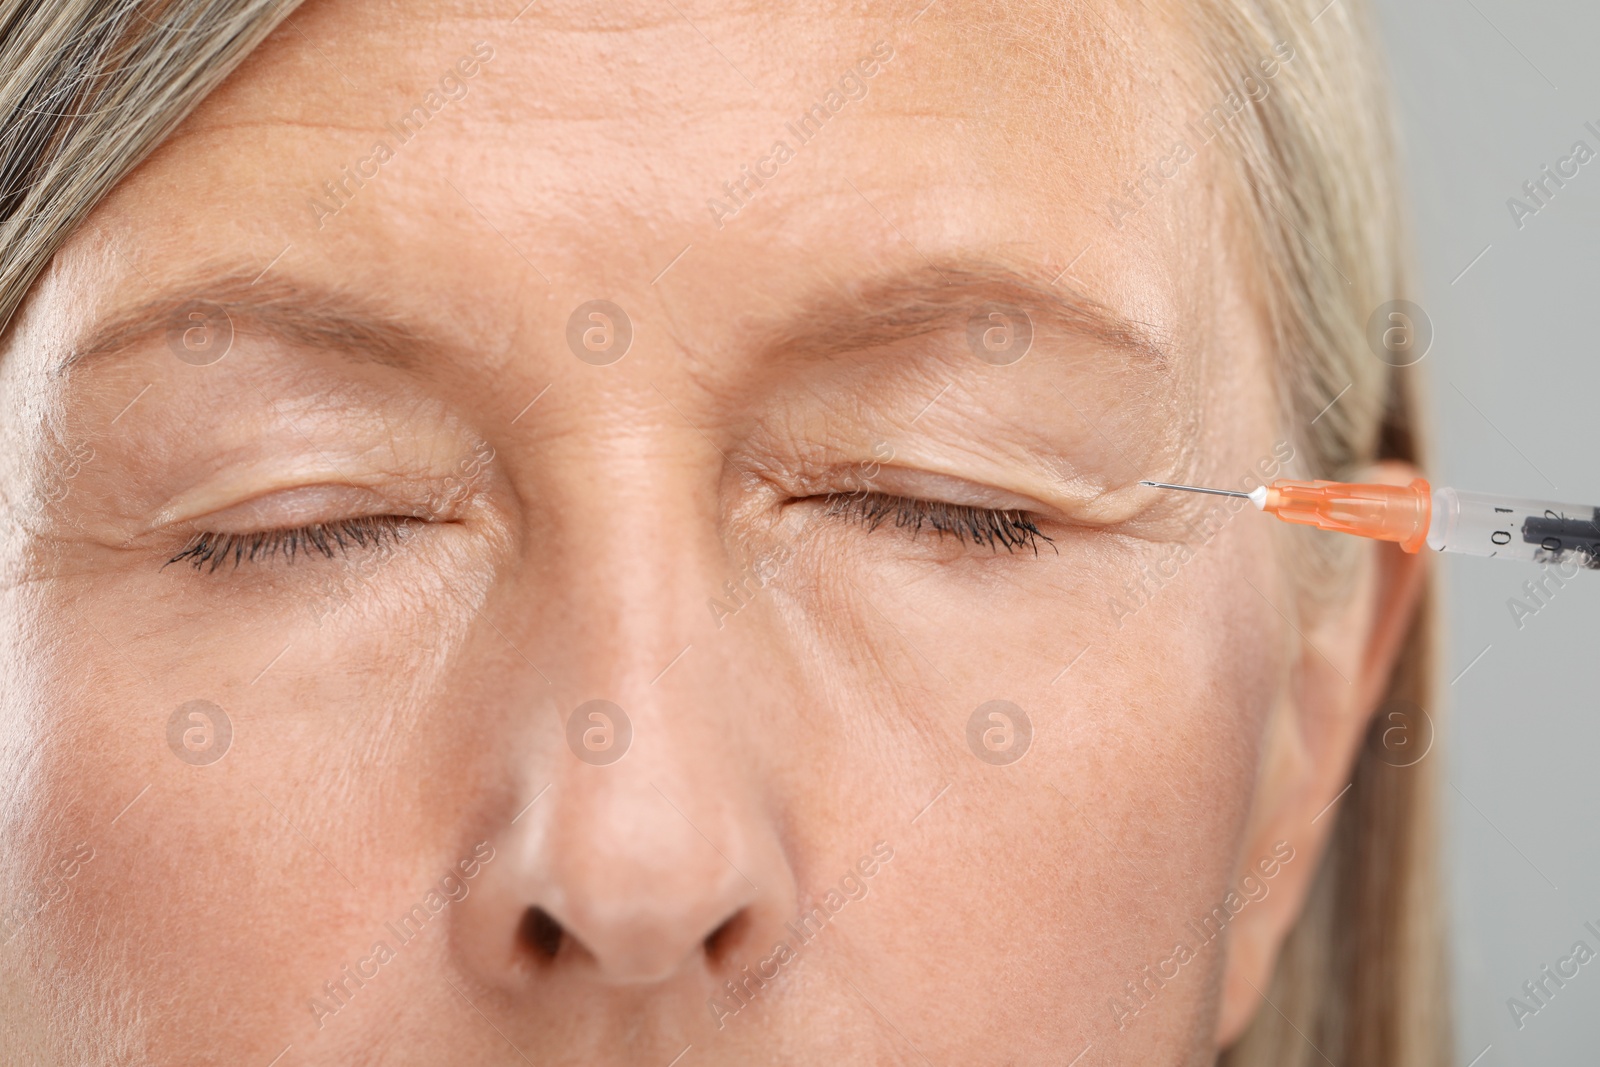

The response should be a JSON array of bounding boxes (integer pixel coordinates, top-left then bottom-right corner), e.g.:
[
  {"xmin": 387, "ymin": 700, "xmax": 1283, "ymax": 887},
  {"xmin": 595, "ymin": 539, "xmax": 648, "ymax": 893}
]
[{"xmin": 1212, "ymin": 460, "xmax": 1429, "ymax": 1048}]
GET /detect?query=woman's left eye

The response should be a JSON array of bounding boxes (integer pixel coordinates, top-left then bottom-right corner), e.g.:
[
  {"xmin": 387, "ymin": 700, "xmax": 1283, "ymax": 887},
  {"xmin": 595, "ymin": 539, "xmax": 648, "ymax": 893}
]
[
  {"xmin": 821, "ymin": 491, "xmax": 1057, "ymax": 555},
  {"xmin": 165, "ymin": 515, "xmax": 414, "ymax": 572}
]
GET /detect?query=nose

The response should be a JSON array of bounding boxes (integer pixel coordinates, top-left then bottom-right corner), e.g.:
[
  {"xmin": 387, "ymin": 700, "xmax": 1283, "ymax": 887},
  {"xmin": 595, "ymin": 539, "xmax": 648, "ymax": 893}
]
[
  {"xmin": 455, "ymin": 689, "xmax": 797, "ymax": 988},
  {"xmin": 451, "ymin": 430, "xmax": 799, "ymax": 989},
  {"xmin": 534, "ymin": 769, "xmax": 756, "ymax": 982}
]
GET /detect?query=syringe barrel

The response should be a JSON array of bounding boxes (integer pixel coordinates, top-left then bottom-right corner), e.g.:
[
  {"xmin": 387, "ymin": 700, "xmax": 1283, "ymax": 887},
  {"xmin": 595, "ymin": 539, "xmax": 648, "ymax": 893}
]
[{"xmin": 1427, "ymin": 487, "xmax": 1600, "ymax": 568}]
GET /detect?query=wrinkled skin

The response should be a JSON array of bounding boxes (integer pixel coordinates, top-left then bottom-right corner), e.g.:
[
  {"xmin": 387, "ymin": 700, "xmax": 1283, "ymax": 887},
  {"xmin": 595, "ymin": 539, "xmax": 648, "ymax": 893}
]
[{"xmin": 0, "ymin": 1, "xmax": 1423, "ymax": 1064}]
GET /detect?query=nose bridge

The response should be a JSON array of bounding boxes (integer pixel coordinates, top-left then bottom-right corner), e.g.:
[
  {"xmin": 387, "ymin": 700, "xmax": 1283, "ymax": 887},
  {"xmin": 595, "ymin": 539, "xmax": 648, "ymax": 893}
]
[{"xmin": 539, "ymin": 410, "xmax": 723, "ymax": 669}]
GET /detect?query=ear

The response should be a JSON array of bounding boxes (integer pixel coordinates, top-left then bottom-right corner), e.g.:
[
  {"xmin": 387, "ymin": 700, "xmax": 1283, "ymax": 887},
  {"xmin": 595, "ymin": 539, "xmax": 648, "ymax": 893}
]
[{"xmin": 1212, "ymin": 459, "xmax": 1429, "ymax": 1048}]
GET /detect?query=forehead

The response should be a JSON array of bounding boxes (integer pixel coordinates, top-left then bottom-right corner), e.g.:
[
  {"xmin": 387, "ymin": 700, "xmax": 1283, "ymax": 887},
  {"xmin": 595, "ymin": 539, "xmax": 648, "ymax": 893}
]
[{"xmin": 34, "ymin": 0, "xmax": 1244, "ymax": 395}]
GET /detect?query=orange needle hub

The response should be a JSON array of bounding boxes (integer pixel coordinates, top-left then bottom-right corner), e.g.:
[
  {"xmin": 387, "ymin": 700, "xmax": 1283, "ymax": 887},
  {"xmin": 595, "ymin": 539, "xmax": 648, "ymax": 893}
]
[{"xmin": 1253, "ymin": 478, "xmax": 1433, "ymax": 553}]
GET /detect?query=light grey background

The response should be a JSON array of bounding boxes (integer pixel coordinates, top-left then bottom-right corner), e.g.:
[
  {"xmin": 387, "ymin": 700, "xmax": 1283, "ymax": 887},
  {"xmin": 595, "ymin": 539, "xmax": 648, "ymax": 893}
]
[{"xmin": 1372, "ymin": 0, "xmax": 1600, "ymax": 1062}]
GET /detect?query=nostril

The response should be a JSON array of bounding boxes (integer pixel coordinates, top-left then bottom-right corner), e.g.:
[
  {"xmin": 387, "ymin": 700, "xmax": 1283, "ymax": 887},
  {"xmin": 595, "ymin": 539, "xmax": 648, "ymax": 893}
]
[
  {"xmin": 518, "ymin": 907, "xmax": 564, "ymax": 961},
  {"xmin": 703, "ymin": 909, "xmax": 748, "ymax": 964}
]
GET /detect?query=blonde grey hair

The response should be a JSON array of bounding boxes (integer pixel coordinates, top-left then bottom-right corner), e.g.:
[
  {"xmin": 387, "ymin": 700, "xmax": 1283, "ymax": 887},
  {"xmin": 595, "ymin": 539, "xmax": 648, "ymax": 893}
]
[
  {"xmin": 1176, "ymin": 0, "xmax": 1449, "ymax": 1064},
  {"xmin": 0, "ymin": 0, "xmax": 1444, "ymax": 1063},
  {"xmin": 0, "ymin": 0, "xmax": 303, "ymax": 334}
]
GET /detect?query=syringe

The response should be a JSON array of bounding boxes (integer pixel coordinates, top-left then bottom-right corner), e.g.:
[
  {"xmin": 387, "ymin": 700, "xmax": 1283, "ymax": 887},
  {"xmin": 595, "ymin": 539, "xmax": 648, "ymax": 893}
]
[{"xmin": 1140, "ymin": 477, "xmax": 1600, "ymax": 568}]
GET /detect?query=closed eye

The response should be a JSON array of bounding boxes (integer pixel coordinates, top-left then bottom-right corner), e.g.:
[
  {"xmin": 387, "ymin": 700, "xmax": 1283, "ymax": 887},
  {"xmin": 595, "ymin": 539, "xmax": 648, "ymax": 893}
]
[
  {"xmin": 164, "ymin": 515, "xmax": 414, "ymax": 572},
  {"xmin": 822, "ymin": 491, "xmax": 1057, "ymax": 555}
]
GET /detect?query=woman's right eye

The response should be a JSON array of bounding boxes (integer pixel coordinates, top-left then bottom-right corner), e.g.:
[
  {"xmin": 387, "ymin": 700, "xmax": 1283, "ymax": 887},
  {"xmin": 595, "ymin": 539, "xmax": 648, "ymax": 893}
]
[{"xmin": 164, "ymin": 515, "xmax": 415, "ymax": 572}]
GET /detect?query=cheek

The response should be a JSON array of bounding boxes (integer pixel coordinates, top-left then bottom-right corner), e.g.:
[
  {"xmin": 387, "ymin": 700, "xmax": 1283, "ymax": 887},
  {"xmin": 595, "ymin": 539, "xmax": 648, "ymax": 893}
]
[
  {"xmin": 0, "ymin": 586, "xmax": 212, "ymax": 1054},
  {"xmin": 0, "ymin": 535, "xmax": 504, "ymax": 1059},
  {"xmin": 755, "ymin": 508, "xmax": 1279, "ymax": 1056}
]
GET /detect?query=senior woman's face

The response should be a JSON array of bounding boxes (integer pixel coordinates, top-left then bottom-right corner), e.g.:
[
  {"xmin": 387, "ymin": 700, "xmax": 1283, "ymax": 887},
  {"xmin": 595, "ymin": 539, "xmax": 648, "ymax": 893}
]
[{"xmin": 0, "ymin": 1, "xmax": 1411, "ymax": 1064}]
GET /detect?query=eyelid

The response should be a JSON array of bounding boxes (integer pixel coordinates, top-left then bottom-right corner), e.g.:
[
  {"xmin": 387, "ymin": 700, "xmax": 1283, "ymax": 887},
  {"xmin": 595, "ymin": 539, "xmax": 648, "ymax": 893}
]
[
  {"xmin": 154, "ymin": 473, "xmax": 480, "ymax": 534},
  {"xmin": 150, "ymin": 438, "xmax": 496, "ymax": 528},
  {"xmin": 162, "ymin": 483, "xmax": 429, "ymax": 535},
  {"xmin": 155, "ymin": 460, "xmax": 383, "ymax": 527},
  {"xmin": 836, "ymin": 466, "xmax": 1052, "ymax": 513}
]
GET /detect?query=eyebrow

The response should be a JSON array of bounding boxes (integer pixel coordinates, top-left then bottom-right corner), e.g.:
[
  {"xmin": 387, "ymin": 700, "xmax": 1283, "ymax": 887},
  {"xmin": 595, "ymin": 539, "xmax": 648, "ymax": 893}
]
[
  {"xmin": 62, "ymin": 258, "xmax": 1171, "ymax": 376},
  {"xmin": 752, "ymin": 259, "xmax": 1175, "ymax": 368},
  {"xmin": 62, "ymin": 266, "xmax": 442, "ymax": 374}
]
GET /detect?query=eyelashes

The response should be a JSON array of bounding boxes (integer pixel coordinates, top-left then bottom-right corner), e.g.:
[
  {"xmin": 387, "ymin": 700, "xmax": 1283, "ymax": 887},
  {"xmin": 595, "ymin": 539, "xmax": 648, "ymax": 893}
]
[
  {"xmin": 163, "ymin": 492, "xmax": 1054, "ymax": 574},
  {"xmin": 165, "ymin": 515, "xmax": 411, "ymax": 572},
  {"xmin": 822, "ymin": 492, "xmax": 1057, "ymax": 555}
]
